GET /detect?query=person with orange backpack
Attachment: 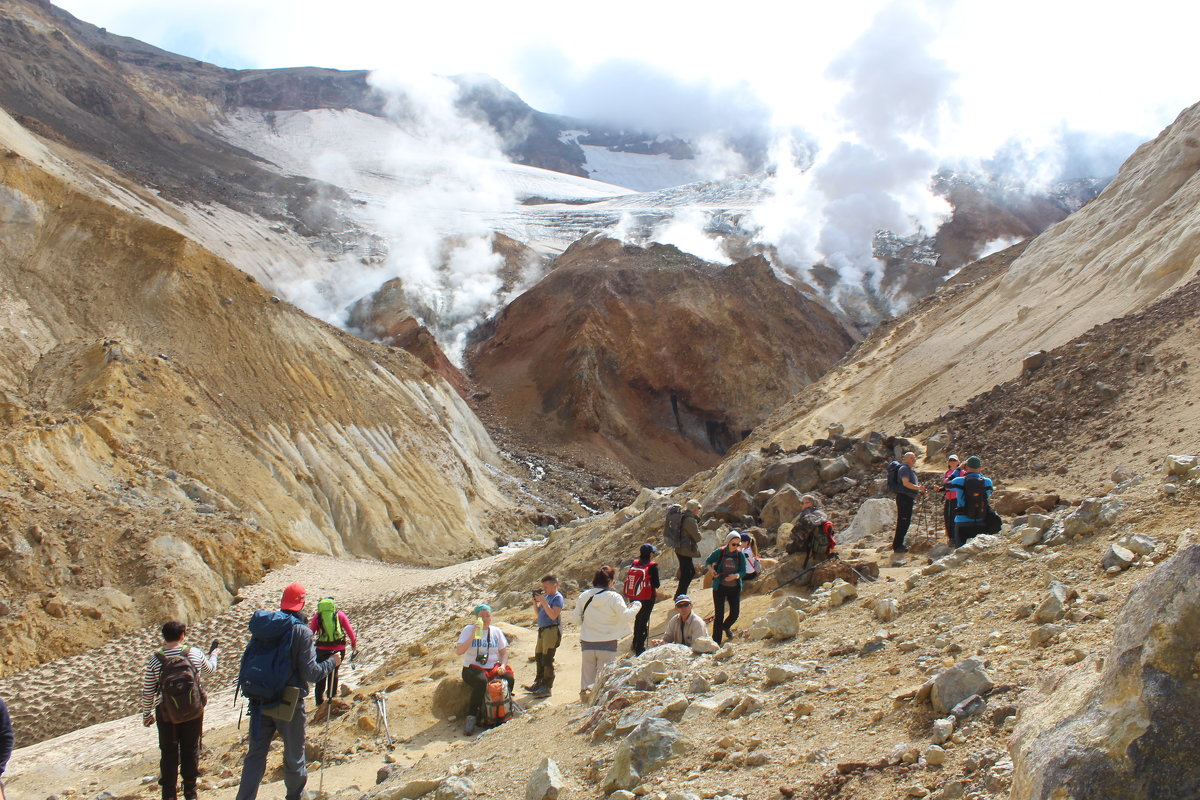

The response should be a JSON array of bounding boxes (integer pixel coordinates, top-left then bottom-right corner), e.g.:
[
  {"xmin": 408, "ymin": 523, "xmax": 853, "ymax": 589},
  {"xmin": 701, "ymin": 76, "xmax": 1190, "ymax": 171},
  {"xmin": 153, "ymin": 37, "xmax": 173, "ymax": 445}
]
[
  {"xmin": 453, "ymin": 603, "xmax": 514, "ymax": 735},
  {"xmin": 309, "ymin": 597, "xmax": 357, "ymax": 706},
  {"xmin": 624, "ymin": 543, "xmax": 661, "ymax": 655},
  {"xmin": 139, "ymin": 620, "xmax": 218, "ymax": 800}
]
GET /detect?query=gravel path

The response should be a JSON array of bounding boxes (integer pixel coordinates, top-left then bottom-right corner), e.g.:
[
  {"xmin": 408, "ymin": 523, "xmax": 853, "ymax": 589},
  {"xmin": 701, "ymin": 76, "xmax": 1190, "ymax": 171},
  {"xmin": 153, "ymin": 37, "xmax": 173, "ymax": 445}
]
[{"xmin": 2, "ymin": 549, "xmax": 511, "ymax": 783}]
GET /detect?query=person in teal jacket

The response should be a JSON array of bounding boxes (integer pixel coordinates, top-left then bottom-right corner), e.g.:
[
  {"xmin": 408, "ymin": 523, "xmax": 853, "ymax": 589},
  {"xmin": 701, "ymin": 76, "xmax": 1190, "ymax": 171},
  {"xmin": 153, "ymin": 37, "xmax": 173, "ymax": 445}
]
[{"xmin": 705, "ymin": 532, "xmax": 748, "ymax": 645}]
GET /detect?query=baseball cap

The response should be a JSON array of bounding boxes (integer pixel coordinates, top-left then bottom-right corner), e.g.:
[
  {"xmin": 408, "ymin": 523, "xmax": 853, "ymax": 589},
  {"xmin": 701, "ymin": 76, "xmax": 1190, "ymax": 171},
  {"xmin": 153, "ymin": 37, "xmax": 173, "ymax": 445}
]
[
  {"xmin": 280, "ymin": 583, "xmax": 306, "ymax": 611},
  {"xmin": 674, "ymin": 595, "xmax": 693, "ymax": 606}
]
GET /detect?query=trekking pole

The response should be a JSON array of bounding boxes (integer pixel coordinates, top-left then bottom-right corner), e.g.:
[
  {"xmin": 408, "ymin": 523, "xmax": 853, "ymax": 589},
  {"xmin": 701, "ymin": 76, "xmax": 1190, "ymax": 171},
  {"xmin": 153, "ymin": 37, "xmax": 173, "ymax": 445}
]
[
  {"xmin": 776, "ymin": 555, "xmax": 838, "ymax": 590},
  {"xmin": 372, "ymin": 692, "xmax": 394, "ymax": 747}
]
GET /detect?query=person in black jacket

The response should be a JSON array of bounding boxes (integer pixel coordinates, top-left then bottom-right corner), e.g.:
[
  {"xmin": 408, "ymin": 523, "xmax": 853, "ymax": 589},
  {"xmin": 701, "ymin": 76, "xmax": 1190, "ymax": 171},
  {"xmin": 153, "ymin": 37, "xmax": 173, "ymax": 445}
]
[
  {"xmin": 235, "ymin": 583, "xmax": 341, "ymax": 800},
  {"xmin": 0, "ymin": 695, "xmax": 13, "ymax": 782}
]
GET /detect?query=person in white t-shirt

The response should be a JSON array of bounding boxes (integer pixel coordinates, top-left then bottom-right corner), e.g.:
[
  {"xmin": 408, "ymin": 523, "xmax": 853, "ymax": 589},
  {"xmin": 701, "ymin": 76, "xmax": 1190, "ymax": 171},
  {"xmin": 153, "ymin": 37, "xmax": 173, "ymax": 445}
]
[{"xmin": 453, "ymin": 604, "xmax": 513, "ymax": 734}]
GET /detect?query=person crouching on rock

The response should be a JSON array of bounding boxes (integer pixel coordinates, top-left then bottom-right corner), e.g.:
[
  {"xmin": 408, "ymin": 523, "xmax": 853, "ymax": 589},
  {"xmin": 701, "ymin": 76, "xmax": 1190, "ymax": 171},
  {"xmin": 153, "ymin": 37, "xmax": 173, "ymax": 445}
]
[
  {"xmin": 786, "ymin": 494, "xmax": 830, "ymax": 566},
  {"xmin": 705, "ymin": 532, "xmax": 748, "ymax": 645},
  {"xmin": 572, "ymin": 566, "xmax": 640, "ymax": 699},
  {"xmin": 454, "ymin": 603, "xmax": 513, "ymax": 735},
  {"xmin": 650, "ymin": 595, "xmax": 707, "ymax": 648}
]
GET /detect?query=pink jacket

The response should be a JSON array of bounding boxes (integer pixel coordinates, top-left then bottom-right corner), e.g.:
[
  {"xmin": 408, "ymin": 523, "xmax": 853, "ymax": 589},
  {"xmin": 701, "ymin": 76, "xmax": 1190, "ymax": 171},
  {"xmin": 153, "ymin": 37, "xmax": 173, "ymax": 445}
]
[{"xmin": 309, "ymin": 609, "xmax": 357, "ymax": 652}]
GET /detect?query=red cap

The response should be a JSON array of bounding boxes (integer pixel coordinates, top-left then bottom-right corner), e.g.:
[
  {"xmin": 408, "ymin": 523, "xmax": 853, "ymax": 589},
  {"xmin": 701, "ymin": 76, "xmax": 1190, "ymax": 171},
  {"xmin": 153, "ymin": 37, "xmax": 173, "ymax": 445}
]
[{"xmin": 281, "ymin": 583, "xmax": 306, "ymax": 611}]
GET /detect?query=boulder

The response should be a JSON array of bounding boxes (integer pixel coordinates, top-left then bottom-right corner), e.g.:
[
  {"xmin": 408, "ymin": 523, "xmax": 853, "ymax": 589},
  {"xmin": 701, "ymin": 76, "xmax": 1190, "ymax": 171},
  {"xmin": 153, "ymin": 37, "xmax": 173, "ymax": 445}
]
[
  {"xmin": 431, "ymin": 676, "xmax": 472, "ymax": 719},
  {"xmin": 840, "ymin": 498, "xmax": 896, "ymax": 545},
  {"xmin": 1062, "ymin": 496, "xmax": 1122, "ymax": 538},
  {"xmin": 760, "ymin": 486, "xmax": 807, "ymax": 531},
  {"xmin": 931, "ymin": 717, "xmax": 955, "ymax": 745},
  {"xmin": 525, "ymin": 758, "xmax": 565, "ymax": 800},
  {"xmin": 1034, "ymin": 582, "xmax": 1073, "ymax": 623},
  {"xmin": 434, "ymin": 777, "xmax": 475, "ymax": 800},
  {"xmin": 747, "ymin": 607, "xmax": 801, "ymax": 641},
  {"xmin": 1120, "ymin": 533, "xmax": 1158, "ymax": 556},
  {"xmin": 754, "ymin": 455, "xmax": 820, "ymax": 493},
  {"xmin": 931, "ymin": 657, "xmax": 993, "ymax": 715},
  {"xmin": 1102, "ymin": 544, "xmax": 1135, "ymax": 571},
  {"xmin": 708, "ymin": 490, "xmax": 754, "ymax": 523},
  {"xmin": 810, "ymin": 559, "xmax": 878, "ymax": 587},
  {"xmin": 820, "ymin": 476, "xmax": 857, "ymax": 496},
  {"xmin": 1022, "ymin": 350, "xmax": 1049, "ymax": 374},
  {"xmin": 924, "ymin": 431, "xmax": 950, "ymax": 464},
  {"xmin": 992, "ymin": 490, "xmax": 1060, "ymax": 517},
  {"xmin": 1017, "ymin": 526, "xmax": 1043, "ymax": 547},
  {"xmin": 690, "ymin": 636, "xmax": 720, "ymax": 654},
  {"xmin": 1164, "ymin": 454, "xmax": 1198, "ymax": 476},
  {"xmin": 875, "ymin": 598, "xmax": 899, "ymax": 622},
  {"xmin": 764, "ymin": 664, "xmax": 808, "ymax": 686},
  {"xmin": 1009, "ymin": 544, "xmax": 1200, "ymax": 799},
  {"xmin": 374, "ymin": 779, "xmax": 442, "ymax": 800},
  {"xmin": 601, "ymin": 718, "xmax": 688, "ymax": 793},
  {"xmin": 829, "ymin": 579, "xmax": 858, "ymax": 607},
  {"xmin": 819, "ymin": 456, "xmax": 852, "ymax": 482}
]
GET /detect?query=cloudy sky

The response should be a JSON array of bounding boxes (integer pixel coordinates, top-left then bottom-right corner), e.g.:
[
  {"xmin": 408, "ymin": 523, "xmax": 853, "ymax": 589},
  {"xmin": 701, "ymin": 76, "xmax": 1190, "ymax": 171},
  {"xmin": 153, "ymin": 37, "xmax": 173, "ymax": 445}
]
[{"xmin": 55, "ymin": 0, "xmax": 1198, "ymax": 164}]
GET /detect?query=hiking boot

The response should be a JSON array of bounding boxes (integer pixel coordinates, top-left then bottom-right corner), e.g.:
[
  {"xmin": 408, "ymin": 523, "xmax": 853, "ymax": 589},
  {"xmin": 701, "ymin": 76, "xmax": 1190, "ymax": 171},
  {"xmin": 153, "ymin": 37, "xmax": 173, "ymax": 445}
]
[
  {"xmin": 893, "ymin": 545, "xmax": 909, "ymax": 553},
  {"xmin": 531, "ymin": 685, "xmax": 552, "ymax": 697},
  {"xmin": 463, "ymin": 714, "xmax": 477, "ymax": 735},
  {"xmin": 523, "ymin": 683, "xmax": 541, "ymax": 693}
]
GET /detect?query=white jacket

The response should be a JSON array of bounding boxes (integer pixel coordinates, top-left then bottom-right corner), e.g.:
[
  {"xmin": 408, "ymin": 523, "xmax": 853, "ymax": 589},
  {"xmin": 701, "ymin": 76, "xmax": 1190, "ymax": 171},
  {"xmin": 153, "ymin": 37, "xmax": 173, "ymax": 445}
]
[{"xmin": 572, "ymin": 587, "xmax": 641, "ymax": 643}]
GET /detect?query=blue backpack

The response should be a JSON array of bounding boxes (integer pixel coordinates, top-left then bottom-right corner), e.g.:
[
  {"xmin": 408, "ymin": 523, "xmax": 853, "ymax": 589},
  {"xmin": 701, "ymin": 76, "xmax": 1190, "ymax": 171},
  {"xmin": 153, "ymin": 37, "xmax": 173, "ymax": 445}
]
[{"xmin": 238, "ymin": 610, "xmax": 296, "ymax": 707}]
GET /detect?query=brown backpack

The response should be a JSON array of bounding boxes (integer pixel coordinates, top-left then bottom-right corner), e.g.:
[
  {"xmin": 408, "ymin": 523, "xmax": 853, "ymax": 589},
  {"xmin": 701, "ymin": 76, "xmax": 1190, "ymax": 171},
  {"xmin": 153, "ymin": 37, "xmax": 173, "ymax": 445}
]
[{"xmin": 156, "ymin": 647, "xmax": 207, "ymax": 723}]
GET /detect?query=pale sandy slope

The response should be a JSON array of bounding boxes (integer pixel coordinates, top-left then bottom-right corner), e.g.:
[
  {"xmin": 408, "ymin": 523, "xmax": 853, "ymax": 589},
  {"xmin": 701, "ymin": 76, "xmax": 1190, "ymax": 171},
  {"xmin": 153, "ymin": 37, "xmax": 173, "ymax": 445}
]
[{"xmin": 756, "ymin": 101, "xmax": 1200, "ymax": 447}]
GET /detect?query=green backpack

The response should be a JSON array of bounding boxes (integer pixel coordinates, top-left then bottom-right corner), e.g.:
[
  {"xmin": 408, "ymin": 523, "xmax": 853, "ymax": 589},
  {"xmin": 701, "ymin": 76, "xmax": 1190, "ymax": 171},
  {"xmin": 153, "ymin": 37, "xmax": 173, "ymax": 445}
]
[{"xmin": 316, "ymin": 597, "xmax": 345, "ymax": 644}]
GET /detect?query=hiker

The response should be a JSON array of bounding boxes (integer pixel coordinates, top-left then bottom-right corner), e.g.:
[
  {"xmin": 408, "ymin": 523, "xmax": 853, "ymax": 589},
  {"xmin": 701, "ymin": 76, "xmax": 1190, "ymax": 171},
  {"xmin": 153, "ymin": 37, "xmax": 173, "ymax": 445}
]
[
  {"xmin": 309, "ymin": 597, "xmax": 357, "ymax": 706},
  {"xmin": 235, "ymin": 583, "xmax": 341, "ymax": 800},
  {"xmin": 626, "ymin": 543, "xmax": 661, "ymax": 656},
  {"xmin": 945, "ymin": 455, "xmax": 995, "ymax": 547},
  {"xmin": 524, "ymin": 574, "xmax": 564, "ymax": 697},
  {"xmin": 650, "ymin": 595, "xmax": 707, "ymax": 648},
  {"xmin": 572, "ymin": 566, "xmax": 640, "ymax": 697},
  {"xmin": 705, "ymin": 532, "xmax": 748, "ymax": 645},
  {"xmin": 454, "ymin": 603, "xmax": 513, "ymax": 734},
  {"xmin": 891, "ymin": 451, "xmax": 925, "ymax": 553},
  {"xmin": 786, "ymin": 494, "xmax": 831, "ymax": 564},
  {"xmin": 139, "ymin": 620, "xmax": 218, "ymax": 800},
  {"xmin": 674, "ymin": 500, "xmax": 703, "ymax": 599},
  {"xmin": 938, "ymin": 455, "xmax": 965, "ymax": 544},
  {"xmin": 739, "ymin": 532, "xmax": 761, "ymax": 582},
  {"xmin": 0, "ymin": 694, "xmax": 12, "ymax": 784}
]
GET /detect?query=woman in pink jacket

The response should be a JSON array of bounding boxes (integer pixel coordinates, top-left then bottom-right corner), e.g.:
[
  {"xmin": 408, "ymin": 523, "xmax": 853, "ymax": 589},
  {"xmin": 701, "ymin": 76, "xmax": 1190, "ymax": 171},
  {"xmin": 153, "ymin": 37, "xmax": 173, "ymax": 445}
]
[{"xmin": 310, "ymin": 597, "xmax": 358, "ymax": 705}]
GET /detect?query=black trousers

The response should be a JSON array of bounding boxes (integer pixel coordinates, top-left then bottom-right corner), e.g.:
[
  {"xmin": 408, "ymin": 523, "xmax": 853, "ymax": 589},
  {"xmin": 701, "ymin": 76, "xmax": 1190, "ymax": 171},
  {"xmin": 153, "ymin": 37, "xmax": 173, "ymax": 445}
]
[
  {"xmin": 712, "ymin": 583, "xmax": 741, "ymax": 644},
  {"xmin": 954, "ymin": 520, "xmax": 986, "ymax": 548},
  {"xmin": 942, "ymin": 498, "xmax": 957, "ymax": 542},
  {"xmin": 675, "ymin": 554, "xmax": 696, "ymax": 600},
  {"xmin": 632, "ymin": 598, "xmax": 655, "ymax": 655},
  {"xmin": 314, "ymin": 649, "xmax": 340, "ymax": 705},
  {"xmin": 893, "ymin": 493, "xmax": 915, "ymax": 549},
  {"xmin": 461, "ymin": 667, "xmax": 514, "ymax": 717},
  {"xmin": 156, "ymin": 709, "xmax": 203, "ymax": 799}
]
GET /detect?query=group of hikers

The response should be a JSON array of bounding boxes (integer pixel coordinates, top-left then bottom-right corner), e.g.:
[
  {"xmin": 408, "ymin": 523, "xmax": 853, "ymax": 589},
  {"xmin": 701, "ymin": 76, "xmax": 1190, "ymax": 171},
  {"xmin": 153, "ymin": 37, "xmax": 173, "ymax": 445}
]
[{"xmin": 118, "ymin": 449, "xmax": 996, "ymax": 800}]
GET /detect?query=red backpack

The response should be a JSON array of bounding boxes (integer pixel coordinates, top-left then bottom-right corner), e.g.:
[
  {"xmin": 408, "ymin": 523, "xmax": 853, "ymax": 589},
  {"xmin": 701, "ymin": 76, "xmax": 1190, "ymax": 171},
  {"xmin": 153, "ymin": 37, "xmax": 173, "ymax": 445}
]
[
  {"xmin": 622, "ymin": 561, "xmax": 656, "ymax": 602},
  {"xmin": 821, "ymin": 520, "xmax": 837, "ymax": 554}
]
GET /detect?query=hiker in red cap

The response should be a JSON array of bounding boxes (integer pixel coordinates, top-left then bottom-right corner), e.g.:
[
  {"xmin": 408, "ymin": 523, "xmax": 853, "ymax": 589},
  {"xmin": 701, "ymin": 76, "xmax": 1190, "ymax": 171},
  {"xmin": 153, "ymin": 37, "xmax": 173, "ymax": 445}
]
[{"xmin": 235, "ymin": 583, "xmax": 341, "ymax": 800}]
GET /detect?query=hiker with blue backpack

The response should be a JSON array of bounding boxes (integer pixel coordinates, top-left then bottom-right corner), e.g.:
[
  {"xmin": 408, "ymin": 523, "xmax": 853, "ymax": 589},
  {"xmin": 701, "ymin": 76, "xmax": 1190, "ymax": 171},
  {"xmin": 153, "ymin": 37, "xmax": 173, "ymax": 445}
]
[
  {"xmin": 944, "ymin": 455, "xmax": 997, "ymax": 547},
  {"xmin": 235, "ymin": 583, "xmax": 341, "ymax": 800},
  {"xmin": 309, "ymin": 597, "xmax": 357, "ymax": 706},
  {"xmin": 138, "ymin": 620, "xmax": 218, "ymax": 800}
]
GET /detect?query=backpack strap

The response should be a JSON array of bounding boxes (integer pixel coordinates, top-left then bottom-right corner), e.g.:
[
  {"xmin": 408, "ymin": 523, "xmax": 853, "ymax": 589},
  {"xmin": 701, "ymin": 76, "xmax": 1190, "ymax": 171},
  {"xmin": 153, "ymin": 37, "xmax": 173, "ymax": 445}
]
[{"xmin": 581, "ymin": 588, "xmax": 612, "ymax": 620}]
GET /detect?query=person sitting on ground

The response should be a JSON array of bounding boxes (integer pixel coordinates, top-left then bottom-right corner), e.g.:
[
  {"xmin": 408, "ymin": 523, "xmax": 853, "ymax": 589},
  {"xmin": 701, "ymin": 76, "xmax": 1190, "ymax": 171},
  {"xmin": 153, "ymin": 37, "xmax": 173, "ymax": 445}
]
[
  {"xmin": 140, "ymin": 620, "xmax": 218, "ymax": 800},
  {"xmin": 454, "ymin": 603, "xmax": 513, "ymax": 735},
  {"xmin": 572, "ymin": 566, "xmax": 640, "ymax": 698},
  {"xmin": 0, "ymin": 693, "xmax": 14, "ymax": 785},
  {"xmin": 675, "ymin": 499, "xmax": 703, "ymax": 599},
  {"xmin": 627, "ymin": 542, "xmax": 661, "ymax": 656},
  {"xmin": 525, "ymin": 574, "xmax": 564, "ymax": 697},
  {"xmin": 739, "ymin": 532, "xmax": 761, "ymax": 582},
  {"xmin": 705, "ymin": 532, "xmax": 748, "ymax": 645},
  {"xmin": 650, "ymin": 595, "xmax": 708, "ymax": 648},
  {"xmin": 787, "ymin": 494, "xmax": 829, "ymax": 564},
  {"xmin": 892, "ymin": 451, "xmax": 926, "ymax": 553},
  {"xmin": 945, "ymin": 455, "xmax": 994, "ymax": 547},
  {"xmin": 938, "ymin": 455, "xmax": 965, "ymax": 544},
  {"xmin": 309, "ymin": 597, "xmax": 357, "ymax": 706}
]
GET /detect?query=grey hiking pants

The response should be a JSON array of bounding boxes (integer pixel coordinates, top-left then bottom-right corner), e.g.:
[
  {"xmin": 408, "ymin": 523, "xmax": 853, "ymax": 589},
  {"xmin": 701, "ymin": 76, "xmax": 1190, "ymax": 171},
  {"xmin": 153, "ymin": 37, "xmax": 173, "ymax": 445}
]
[{"xmin": 235, "ymin": 702, "xmax": 309, "ymax": 800}]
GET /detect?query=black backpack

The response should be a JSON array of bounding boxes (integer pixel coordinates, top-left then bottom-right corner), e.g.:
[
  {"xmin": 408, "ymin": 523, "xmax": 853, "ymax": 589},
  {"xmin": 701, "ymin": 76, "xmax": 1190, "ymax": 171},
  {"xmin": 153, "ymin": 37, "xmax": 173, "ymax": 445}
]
[
  {"xmin": 885, "ymin": 461, "xmax": 902, "ymax": 493},
  {"xmin": 961, "ymin": 475, "xmax": 990, "ymax": 520},
  {"xmin": 662, "ymin": 507, "xmax": 684, "ymax": 549},
  {"xmin": 156, "ymin": 647, "xmax": 207, "ymax": 724}
]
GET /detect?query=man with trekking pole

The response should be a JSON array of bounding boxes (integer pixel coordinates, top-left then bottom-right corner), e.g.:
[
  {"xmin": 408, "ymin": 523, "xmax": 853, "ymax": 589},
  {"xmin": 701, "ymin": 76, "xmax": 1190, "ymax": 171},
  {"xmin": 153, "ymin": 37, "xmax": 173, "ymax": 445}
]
[
  {"xmin": 139, "ymin": 621, "xmax": 218, "ymax": 800},
  {"xmin": 235, "ymin": 583, "xmax": 341, "ymax": 800},
  {"xmin": 891, "ymin": 451, "xmax": 925, "ymax": 553}
]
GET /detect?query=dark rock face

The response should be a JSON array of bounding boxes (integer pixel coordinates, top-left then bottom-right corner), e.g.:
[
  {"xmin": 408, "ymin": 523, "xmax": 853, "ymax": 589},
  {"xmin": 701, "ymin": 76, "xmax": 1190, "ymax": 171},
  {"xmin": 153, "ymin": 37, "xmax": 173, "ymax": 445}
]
[{"xmin": 1009, "ymin": 544, "xmax": 1200, "ymax": 799}]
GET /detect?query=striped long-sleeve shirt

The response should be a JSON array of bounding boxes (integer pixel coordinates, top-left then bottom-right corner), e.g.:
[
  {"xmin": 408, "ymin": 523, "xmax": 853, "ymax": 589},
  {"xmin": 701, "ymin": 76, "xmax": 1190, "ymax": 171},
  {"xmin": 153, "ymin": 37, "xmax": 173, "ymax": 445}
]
[{"xmin": 140, "ymin": 646, "xmax": 217, "ymax": 716}]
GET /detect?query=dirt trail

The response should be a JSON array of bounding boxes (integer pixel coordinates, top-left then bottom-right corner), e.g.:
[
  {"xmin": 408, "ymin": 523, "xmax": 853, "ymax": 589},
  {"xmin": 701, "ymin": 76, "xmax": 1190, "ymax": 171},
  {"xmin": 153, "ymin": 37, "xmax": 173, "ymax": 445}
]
[{"xmin": 3, "ymin": 549, "xmax": 512, "ymax": 796}]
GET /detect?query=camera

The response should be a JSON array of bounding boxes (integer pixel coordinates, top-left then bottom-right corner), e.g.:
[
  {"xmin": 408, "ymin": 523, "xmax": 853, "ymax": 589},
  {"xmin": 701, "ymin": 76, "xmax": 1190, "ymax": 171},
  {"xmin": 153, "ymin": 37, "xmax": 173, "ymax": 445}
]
[{"xmin": 531, "ymin": 588, "xmax": 543, "ymax": 596}]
